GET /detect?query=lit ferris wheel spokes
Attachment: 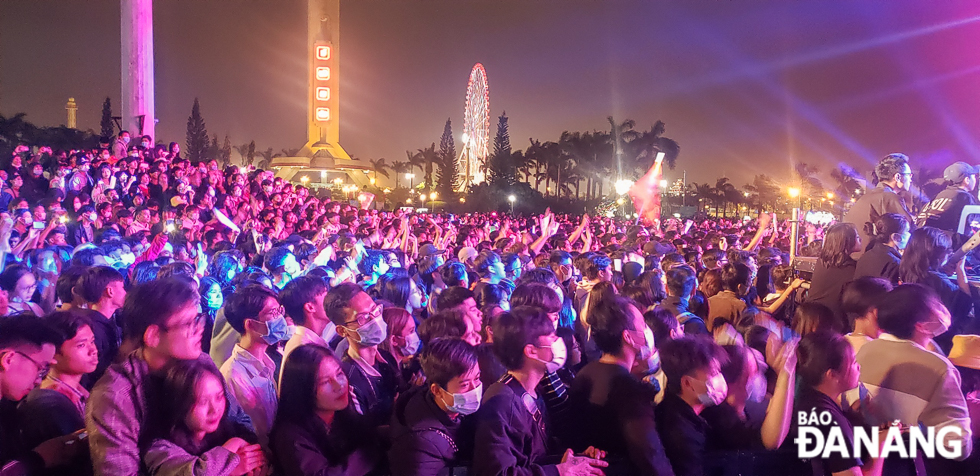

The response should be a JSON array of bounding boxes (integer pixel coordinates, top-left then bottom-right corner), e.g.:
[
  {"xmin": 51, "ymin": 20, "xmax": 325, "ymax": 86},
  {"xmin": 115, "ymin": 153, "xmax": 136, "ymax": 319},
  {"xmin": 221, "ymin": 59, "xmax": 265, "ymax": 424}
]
[{"xmin": 460, "ymin": 63, "xmax": 489, "ymax": 189}]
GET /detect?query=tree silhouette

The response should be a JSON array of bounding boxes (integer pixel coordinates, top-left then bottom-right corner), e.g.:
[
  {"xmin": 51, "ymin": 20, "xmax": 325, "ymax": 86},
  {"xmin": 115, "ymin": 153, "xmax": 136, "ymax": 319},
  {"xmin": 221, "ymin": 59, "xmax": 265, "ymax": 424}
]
[
  {"xmin": 100, "ymin": 97, "xmax": 114, "ymax": 139},
  {"xmin": 437, "ymin": 118, "xmax": 459, "ymax": 196},
  {"xmin": 487, "ymin": 112, "xmax": 515, "ymax": 186},
  {"xmin": 185, "ymin": 98, "xmax": 209, "ymax": 163}
]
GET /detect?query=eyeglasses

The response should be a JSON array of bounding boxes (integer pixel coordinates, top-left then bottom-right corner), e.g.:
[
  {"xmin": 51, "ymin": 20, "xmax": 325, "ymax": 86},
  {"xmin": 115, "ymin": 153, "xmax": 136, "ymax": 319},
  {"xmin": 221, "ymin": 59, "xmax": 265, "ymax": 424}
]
[
  {"xmin": 260, "ymin": 305, "xmax": 285, "ymax": 320},
  {"xmin": 162, "ymin": 314, "xmax": 205, "ymax": 334},
  {"xmin": 12, "ymin": 350, "xmax": 49, "ymax": 381},
  {"xmin": 345, "ymin": 303, "xmax": 382, "ymax": 327}
]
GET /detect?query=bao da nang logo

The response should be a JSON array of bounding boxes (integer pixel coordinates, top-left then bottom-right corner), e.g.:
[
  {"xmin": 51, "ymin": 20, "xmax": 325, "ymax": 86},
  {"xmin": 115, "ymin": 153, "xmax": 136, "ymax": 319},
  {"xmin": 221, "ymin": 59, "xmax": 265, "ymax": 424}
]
[{"xmin": 794, "ymin": 409, "xmax": 964, "ymax": 460}]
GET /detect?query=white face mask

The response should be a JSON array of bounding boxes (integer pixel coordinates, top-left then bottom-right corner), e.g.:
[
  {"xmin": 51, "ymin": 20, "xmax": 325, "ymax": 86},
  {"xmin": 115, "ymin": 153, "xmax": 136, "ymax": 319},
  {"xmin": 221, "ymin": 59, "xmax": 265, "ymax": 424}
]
[
  {"xmin": 634, "ymin": 326, "xmax": 656, "ymax": 361},
  {"xmin": 402, "ymin": 332, "xmax": 421, "ymax": 355},
  {"xmin": 694, "ymin": 373, "xmax": 728, "ymax": 406},
  {"xmin": 441, "ymin": 383, "xmax": 483, "ymax": 416},
  {"xmin": 532, "ymin": 338, "xmax": 567, "ymax": 373}
]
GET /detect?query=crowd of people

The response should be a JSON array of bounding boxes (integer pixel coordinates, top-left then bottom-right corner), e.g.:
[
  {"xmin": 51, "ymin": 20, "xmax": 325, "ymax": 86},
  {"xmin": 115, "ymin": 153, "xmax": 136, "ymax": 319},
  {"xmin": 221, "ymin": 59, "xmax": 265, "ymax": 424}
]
[{"xmin": 0, "ymin": 136, "xmax": 978, "ymax": 476}]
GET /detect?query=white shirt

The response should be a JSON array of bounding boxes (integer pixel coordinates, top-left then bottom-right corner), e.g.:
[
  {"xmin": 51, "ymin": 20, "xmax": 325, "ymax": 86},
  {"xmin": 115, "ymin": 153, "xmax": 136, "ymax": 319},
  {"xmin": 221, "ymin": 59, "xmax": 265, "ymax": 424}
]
[
  {"xmin": 280, "ymin": 325, "xmax": 329, "ymax": 383},
  {"xmin": 220, "ymin": 345, "xmax": 278, "ymax": 447}
]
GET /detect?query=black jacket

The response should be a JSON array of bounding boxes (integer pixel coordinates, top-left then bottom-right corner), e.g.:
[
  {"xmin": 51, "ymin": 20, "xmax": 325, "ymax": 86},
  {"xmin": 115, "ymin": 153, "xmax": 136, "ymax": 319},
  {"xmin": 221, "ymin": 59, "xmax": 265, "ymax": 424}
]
[
  {"xmin": 806, "ymin": 260, "xmax": 856, "ymax": 330},
  {"xmin": 76, "ymin": 309, "xmax": 121, "ymax": 390},
  {"xmin": 0, "ymin": 399, "xmax": 45, "ymax": 476},
  {"xmin": 843, "ymin": 183, "xmax": 914, "ymax": 259},
  {"xmin": 472, "ymin": 376, "xmax": 559, "ymax": 476},
  {"xmin": 568, "ymin": 362, "xmax": 675, "ymax": 476},
  {"xmin": 655, "ymin": 393, "xmax": 709, "ymax": 476},
  {"xmin": 853, "ymin": 242, "xmax": 901, "ymax": 285},
  {"xmin": 269, "ymin": 412, "xmax": 380, "ymax": 476},
  {"xmin": 388, "ymin": 386, "xmax": 469, "ymax": 476},
  {"xmin": 340, "ymin": 348, "xmax": 401, "ymax": 428}
]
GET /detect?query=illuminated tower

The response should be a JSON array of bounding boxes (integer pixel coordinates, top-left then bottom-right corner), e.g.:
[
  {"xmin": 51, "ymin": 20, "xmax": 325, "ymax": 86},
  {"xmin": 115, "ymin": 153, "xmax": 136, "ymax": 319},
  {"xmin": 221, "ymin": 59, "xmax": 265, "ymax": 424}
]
[
  {"xmin": 120, "ymin": 0, "xmax": 155, "ymax": 139},
  {"xmin": 66, "ymin": 98, "xmax": 77, "ymax": 129},
  {"xmin": 272, "ymin": 0, "xmax": 364, "ymax": 186}
]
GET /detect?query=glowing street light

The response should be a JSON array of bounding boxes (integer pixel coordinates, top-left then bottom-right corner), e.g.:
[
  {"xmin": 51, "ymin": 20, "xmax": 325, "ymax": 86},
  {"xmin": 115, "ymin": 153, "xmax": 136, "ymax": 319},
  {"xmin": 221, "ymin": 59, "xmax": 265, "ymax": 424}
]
[
  {"xmin": 788, "ymin": 187, "xmax": 800, "ymax": 198},
  {"xmin": 508, "ymin": 194, "xmax": 516, "ymax": 214},
  {"xmin": 430, "ymin": 191, "xmax": 438, "ymax": 200},
  {"xmin": 420, "ymin": 193, "xmax": 427, "ymax": 202},
  {"xmin": 369, "ymin": 177, "xmax": 376, "ymax": 185},
  {"xmin": 459, "ymin": 197, "xmax": 466, "ymax": 203},
  {"xmin": 333, "ymin": 177, "xmax": 343, "ymax": 185},
  {"xmin": 300, "ymin": 176, "xmax": 309, "ymax": 184},
  {"xmin": 826, "ymin": 192, "xmax": 834, "ymax": 199}
]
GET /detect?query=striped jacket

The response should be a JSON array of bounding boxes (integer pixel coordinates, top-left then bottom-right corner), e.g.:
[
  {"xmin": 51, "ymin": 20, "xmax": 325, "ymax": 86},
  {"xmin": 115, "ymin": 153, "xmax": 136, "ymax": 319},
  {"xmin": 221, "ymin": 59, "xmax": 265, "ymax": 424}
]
[{"xmin": 856, "ymin": 334, "xmax": 973, "ymax": 460}]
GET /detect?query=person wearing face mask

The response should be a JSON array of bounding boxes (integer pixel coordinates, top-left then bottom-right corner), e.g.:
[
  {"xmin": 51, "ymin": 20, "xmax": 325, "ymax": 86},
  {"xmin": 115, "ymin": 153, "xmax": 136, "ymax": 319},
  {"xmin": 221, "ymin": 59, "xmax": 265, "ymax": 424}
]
[
  {"xmin": 568, "ymin": 297, "xmax": 674, "ymax": 476},
  {"xmin": 699, "ymin": 342, "xmax": 797, "ymax": 472},
  {"xmin": 389, "ymin": 338, "xmax": 481, "ymax": 476},
  {"xmin": 472, "ymin": 306, "xmax": 608, "ymax": 476},
  {"xmin": 325, "ymin": 283, "xmax": 401, "ymax": 427},
  {"xmin": 67, "ymin": 205, "xmax": 97, "ymax": 246},
  {"xmin": 219, "ymin": 285, "xmax": 284, "ymax": 448},
  {"xmin": 112, "ymin": 131, "xmax": 131, "ymax": 159},
  {"xmin": 854, "ymin": 213, "xmax": 910, "ymax": 286},
  {"xmin": 655, "ymin": 336, "xmax": 727, "ymax": 476},
  {"xmin": 857, "ymin": 284, "xmax": 973, "ymax": 469}
]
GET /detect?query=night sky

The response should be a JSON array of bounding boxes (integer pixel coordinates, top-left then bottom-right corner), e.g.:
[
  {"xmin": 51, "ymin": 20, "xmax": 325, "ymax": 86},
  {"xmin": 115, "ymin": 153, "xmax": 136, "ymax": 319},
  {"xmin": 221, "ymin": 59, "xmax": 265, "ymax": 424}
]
[{"xmin": 3, "ymin": 0, "xmax": 980, "ymax": 188}]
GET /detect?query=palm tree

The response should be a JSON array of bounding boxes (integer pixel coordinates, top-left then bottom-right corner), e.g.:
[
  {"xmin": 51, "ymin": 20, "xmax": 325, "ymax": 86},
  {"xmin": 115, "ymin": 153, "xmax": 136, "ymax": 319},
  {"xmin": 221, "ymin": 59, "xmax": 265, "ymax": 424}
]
[
  {"xmin": 390, "ymin": 160, "xmax": 412, "ymax": 189},
  {"xmin": 829, "ymin": 164, "xmax": 864, "ymax": 202},
  {"xmin": 607, "ymin": 116, "xmax": 639, "ymax": 177},
  {"xmin": 627, "ymin": 121, "xmax": 681, "ymax": 173},
  {"xmin": 256, "ymin": 148, "xmax": 275, "ymax": 170},
  {"xmin": 368, "ymin": 158, "xmax": 391, "ymax": 185},
  {"xmin": 692, "ymin": 182, "xmax": 714, "ymax": 214},
  {"xmin": 714, "ymin": 178, "xmax": 737, "ymax": 217},
  {"xmin": 411, "ymin": 143, "xmax": 439, "ymax": 194}
]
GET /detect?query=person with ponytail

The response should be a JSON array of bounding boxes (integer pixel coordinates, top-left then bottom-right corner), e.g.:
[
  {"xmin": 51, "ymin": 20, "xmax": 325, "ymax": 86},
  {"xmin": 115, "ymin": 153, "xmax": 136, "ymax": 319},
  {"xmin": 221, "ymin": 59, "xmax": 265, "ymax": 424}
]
[{"xmin": 854, "ymin": 213, "xmax": 910, "ymax": 285}]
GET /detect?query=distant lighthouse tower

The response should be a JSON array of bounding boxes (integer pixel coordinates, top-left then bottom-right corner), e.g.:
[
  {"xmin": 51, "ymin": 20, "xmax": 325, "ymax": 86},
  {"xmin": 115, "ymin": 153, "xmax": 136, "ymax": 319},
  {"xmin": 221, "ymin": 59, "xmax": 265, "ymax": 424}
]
[{"xmin": 66, "ymin": 98, "xmax": 78, "ymax": 129}]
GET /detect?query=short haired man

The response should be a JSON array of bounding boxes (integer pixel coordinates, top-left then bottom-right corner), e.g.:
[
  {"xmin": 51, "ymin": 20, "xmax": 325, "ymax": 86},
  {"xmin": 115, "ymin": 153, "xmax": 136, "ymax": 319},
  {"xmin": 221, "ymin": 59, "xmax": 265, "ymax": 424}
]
[
  {"xmin": 659, "ymin": 266, "xmax": 709, "ymax": 336},
  {"xmin": 843, "ymin": 153, "xmax": 915, "ymax": 257},
  {"xmin": 0, "ymin": 315, "xmax": 84, "ymax": 473},
  {"xmin": 265, "ymin": 246, "xmax": 301, "ymax": 289},
  {"xmin": 357, "ymin": 249, "xmax": 389, "ymax": 288},
  {"xmin": 573, "ymin": 254, "xmax": 613, "ymax": 312},
  {"xmin": 325, "ymin": 282, "xmax": 400, "ymax": 427},
  {"xmin": 388, "ymin": 338, "xmax": 482, "ymax": 476},
  {"xmin": 569, "ymin": 297, "xmax": 674, "ymax": 475},
  {"xmin": 74, "ymin": 266, "xmax": 125, "ymax": 388},
  {"xmin": 655, "ymin": 336, "xmax": 727, "ymax": 476},
  {"xmin": 857, "ymin": 284, "xmax": 973, "ymax": 462},
  {"xmin": 916, "ymin": 161, "xmax": 980, "ymax": 243},
  {"xmin": 86, "ymin": 278, "xmax": 259, "ymax": 476},
  {"xmin": 473, "ymin": 306, "xmax": 606, "ymax": 476},
  {"xmin": 278, "ymin": 276, "xmax": 333, "ymax": 373},
  {"xmin": 840, "ymin": 276, "xmax": 892, "ymax": 354},
  {"xmin": 221, "ymin": 284, "xmax": 284, "ymax": 447}
]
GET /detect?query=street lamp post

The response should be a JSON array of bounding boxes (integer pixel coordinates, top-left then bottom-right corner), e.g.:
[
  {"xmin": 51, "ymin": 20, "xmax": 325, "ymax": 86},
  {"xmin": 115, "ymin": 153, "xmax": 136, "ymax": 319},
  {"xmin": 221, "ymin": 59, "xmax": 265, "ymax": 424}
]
[
  {"xmin": 788, "ymin": 187, "xmax": 801, "ymax": 261},
  {"xmin": 508, "ymin": 194, "xmax": 516, "ymax": 215}
]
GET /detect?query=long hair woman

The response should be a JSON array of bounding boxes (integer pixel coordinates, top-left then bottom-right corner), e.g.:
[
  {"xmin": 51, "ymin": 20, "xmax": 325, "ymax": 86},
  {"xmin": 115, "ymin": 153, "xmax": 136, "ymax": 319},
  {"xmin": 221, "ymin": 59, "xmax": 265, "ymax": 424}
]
[
  {"xmin": 270, "ymin": 344, "xmax": 380, "ymax": 476},
  {"xmin": 806, "ymin": 222, "xmax": 860, "ymax": 329},
  {"xmin": 899, "ymin": 227, "xmax": 972, "ymax": 349},
  {"xmin": 143, "ymin": 359, "xmax": 266, "ymax": 476},
  {"xmin": 854, "ymin": 213, "xmax": 910, "ymax": 285}
]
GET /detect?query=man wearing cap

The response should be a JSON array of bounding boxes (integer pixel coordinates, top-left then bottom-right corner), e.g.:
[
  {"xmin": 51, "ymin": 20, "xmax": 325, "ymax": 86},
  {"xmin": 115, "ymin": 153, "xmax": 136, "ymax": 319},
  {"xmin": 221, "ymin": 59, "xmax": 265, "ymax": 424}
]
[
  {"xmin": 843, "ymin": 153, "xmax": 915, "ymax": 258},
  {"xmin": 916, "ymin": 162, "xmax": 979, "ymax": 243}
]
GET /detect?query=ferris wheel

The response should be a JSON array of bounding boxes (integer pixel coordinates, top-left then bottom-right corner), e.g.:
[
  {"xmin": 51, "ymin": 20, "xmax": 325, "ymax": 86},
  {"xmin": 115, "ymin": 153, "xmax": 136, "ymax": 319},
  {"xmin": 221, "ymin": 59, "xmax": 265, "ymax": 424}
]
[{"xmin": 460, "ymin": 63, "xmax": 489, "ymax": 189}]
